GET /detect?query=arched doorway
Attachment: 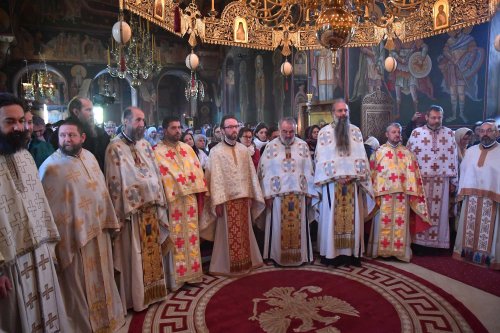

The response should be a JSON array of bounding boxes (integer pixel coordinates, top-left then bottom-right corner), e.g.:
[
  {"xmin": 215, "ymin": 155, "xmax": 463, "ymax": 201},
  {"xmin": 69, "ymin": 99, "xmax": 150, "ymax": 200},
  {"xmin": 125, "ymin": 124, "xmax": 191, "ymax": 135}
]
[{"xmin": 156, "ymin": 71, "xmax": 190, "ymax": 126}]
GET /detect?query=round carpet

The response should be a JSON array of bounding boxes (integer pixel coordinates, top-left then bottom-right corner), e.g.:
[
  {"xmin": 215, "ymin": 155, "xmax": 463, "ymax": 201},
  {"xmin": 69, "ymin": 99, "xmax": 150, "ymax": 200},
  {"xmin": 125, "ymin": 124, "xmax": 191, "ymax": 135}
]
[{"xmin": 137, "ymin": 260, "xmax": 486, "ymax": 333}]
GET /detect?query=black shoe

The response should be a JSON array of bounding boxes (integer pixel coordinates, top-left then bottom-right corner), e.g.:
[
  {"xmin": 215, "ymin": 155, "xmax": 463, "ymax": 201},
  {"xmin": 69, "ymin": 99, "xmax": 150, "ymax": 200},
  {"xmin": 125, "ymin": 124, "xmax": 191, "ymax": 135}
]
[{"xmin": 351, "ymin": 256, "xmax": 362, "ymax": 267}]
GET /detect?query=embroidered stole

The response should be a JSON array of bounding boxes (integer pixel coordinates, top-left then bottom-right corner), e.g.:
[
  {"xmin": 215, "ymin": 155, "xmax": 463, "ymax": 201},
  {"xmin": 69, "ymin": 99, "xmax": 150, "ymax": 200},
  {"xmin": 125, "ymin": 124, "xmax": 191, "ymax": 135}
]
[
  {"xmin": 377, "ymin": 193, "xmax": 409, "ymax": 257},
  {"xmin": 461, "ymin": 196, "xmax": 497, "ymax": 266},
  {"xmin": 333, "ymin": 182, "xmax": 355, "ymax": 249},
  {"xmin": 280, "ymin": 194, "xmax": 302, "ymax": 264},
  {"xmin": 226, "ymin": 198, "xmax": 252, "ymax": 273},
  {"xmin": 168, "ymin": 194, "xmax": 203, "ymax": 284},
  {"xmin": 138, "ymin": 205, "xmax": 167, "ymax": 305}
]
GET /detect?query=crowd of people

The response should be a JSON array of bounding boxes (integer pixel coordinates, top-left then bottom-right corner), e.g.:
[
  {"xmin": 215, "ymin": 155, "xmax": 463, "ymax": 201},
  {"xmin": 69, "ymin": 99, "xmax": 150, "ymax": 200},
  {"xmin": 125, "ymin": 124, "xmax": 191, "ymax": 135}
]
[{"xmin": 1, "ymin": 92, "xmax": 499, "ymax": 332}]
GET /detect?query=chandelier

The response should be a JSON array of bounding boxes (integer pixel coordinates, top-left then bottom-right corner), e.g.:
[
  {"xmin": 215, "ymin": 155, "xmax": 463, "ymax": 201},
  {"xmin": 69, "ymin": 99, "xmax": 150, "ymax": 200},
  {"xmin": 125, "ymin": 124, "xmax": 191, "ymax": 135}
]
[
  {"xmin": 242, "ymin": 0, "xmax": 424, "ymax": 58},
  {"xmin": 22, "ymin": 59, "xmax": 55, "ymax": 105},
  {"xmin": 108, "ymin": 9, "xmax": 162, "ymax": 87},
  {"xmin": 184, "ymin": 51, "xmax": 205, "ymax": 101},
  {"xmin": 122, "ymin": 0, "xmax": 495, "ymax": 59}
]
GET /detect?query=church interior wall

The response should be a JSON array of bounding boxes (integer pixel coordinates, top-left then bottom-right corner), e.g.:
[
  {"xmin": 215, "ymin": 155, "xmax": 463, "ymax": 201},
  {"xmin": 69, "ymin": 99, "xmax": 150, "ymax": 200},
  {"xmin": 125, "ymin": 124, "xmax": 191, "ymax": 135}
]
[{"xmin": 0, "ymin": 1, "xmax": 498, "ymax": 129}]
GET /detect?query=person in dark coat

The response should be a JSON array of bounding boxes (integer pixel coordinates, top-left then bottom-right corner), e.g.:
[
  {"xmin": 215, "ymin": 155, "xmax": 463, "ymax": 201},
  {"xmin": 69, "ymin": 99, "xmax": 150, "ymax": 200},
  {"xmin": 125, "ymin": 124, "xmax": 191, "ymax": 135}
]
[{"xmin": 51, "ymin": 96, "xmax": 109, "ymax": 171}]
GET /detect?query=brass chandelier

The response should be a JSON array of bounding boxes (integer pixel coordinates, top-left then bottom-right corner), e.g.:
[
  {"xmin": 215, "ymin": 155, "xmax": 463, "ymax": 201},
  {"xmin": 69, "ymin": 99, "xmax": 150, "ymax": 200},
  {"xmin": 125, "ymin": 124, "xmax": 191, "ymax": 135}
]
[
  {"xmin": 123, "ymin": 0, "xmax": 496, "ymax": 58},
  {"xmin": 242, "ymin": 0, "xmax": 423, "ymax": 58}
]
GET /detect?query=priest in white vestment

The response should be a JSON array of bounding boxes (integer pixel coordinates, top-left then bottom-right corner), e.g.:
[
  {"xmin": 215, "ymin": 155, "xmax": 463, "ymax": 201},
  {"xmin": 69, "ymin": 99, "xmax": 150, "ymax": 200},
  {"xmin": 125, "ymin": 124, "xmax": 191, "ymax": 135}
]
[
  {"xmin": 258, "ymin": 117, "xmax": 318, "ymax": 266},
  {"xmin": 40, "ymin": 120, "xmax": 125, "ymax": 332},
  {"xmin": 0, "ymin": 93, "xmax": 69, "ymax": 332},
  {"xmin": 314, "ymin": 99, "xmax": 374, "ymax": 267},
  {"xmin": 453, "ymin": 122, "xmax": 500, "ymax": 270},
  {"xmin": 200, "ymin": 115, "xmax": 265, "ymax": 276},
  {"xmin": 407, "ymin": 105, "xmax": 458, "ymax": 249},
  {"xmin": 105, "ymin": 107, "xmax": 170, "ymax": 311}
]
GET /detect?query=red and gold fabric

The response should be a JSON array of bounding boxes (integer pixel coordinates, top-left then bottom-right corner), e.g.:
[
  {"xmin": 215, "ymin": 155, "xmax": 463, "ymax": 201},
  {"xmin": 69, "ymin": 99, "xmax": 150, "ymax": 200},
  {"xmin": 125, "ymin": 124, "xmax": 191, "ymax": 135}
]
[
  {"xmin": 154, "ymin": 141, "xmax": 207, "ymax": 203},
  {"xmin": 226, "ymin": 198, "xmax": 252, "ymax": 273},
  {"xmin": 370, "ymin": 143, "xmax": 430, "ymax": 234},
  {"xmin": 376, "ymin": 193, "xmax": 410, "ymax": 258},
  {"xmin": 154, "ymin": 140, "xmax": 206, "ymax": 286},
  {"xmin": 168, "ymin": 194, "xmax": 203, "ymax": 283}
]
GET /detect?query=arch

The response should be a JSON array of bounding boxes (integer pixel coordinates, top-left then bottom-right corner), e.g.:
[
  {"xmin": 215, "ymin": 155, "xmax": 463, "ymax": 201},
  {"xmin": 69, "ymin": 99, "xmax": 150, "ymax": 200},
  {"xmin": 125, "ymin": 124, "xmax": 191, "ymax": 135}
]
[
  {"xmin": 12, "ymin": 63, "xmax": 68, "ymax": 104},
  {"xmin": 93, "ymin": 69, "xmax": 137, "ymax": 105}
]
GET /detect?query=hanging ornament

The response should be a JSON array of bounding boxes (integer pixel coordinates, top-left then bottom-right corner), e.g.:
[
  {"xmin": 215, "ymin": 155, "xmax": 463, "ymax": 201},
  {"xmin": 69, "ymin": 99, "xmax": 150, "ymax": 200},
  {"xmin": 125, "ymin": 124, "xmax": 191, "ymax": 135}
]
[
  {"xmin": 280, "ymin": 60, "xmax": 293, "ymax": 77},
  {"xmin": 112, "ymin": 21, "xmax": 131, "ymax": 44},
  {"xmin": 185, "ymin": 50, "xmax": 204, "ymax": 101},
  {"xmin": 186, "ymin": 51, "xmax": 200, "ymax": 71},
  {"xmin": 384, "ymin": 56, "xmax": 398, "ymax": 72}
]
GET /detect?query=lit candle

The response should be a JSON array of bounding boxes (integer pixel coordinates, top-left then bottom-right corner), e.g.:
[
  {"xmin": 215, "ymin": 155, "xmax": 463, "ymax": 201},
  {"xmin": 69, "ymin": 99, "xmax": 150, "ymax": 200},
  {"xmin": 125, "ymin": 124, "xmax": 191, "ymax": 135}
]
[{"xmin": 211, "ymin": 0, "xmax": 215, "ymax": 11}]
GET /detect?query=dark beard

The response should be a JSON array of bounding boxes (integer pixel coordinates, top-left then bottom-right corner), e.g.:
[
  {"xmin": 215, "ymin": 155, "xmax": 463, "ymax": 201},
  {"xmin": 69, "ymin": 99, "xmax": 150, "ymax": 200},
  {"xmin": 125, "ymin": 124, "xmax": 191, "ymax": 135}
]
[
  {"xmin": 335, "ymin": 117, "xmax": 351, "ymax": 155},
  {"xmin": 480, "ymin": 136, "xmax": 496, "ymax": 147},
  {"xmin": 60, "ymin": 143, "xmax": 82, "ymax": 156},
  {"xmin": 0, "ymin": 130, "xmax": 29, "ymax": 155}
]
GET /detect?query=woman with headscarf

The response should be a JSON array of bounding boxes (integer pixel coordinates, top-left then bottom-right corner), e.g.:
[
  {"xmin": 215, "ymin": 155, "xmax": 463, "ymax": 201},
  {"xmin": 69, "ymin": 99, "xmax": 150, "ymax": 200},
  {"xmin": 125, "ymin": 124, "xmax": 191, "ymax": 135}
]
[
  {"xmin": 304, "ymin": 125, "xmax": 320, "ymax": 160},
  {"xmin": 253, "ymin": 122, "xmax": 269, "ymax": 151},
  {"xmin": 182, "ymin": 131, "xmax": 208, "ymax": 169},
  {"xmin": 145, "ymin": 126, "xmax": 159, "ymax": 147},
  {"xmin": 451, "ymin": 127, "xmax": 473, "ymax": 231},
  {"xmin": 454, "ymin": 127, "xmax": 473, "ymax": 164}
]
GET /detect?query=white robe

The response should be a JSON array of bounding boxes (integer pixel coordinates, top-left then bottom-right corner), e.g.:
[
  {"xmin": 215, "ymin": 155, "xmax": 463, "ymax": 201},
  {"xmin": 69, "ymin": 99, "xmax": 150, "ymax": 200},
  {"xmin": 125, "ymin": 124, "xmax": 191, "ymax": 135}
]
[
  {"xmin": 258, "ymin": 137, "xmax": 318, "ymax": 266},
  {"xmin": 313, "ymin": 123, "xmax": 374, "ymax": 259}
]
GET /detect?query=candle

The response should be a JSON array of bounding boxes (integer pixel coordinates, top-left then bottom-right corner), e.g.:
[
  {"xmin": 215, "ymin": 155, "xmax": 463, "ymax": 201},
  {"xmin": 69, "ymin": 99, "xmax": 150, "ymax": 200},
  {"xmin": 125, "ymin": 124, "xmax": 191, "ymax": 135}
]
[
  {"xmin": 107, "ymin": 47, "xmax": 110, "ymax": 66},
  {"xmin": 147, "ymin": 20, "xmax": 150, "ymax": 33},
  {"xmin": 211, "ymin": 0, "xmax": 215, "ymax": 11}
]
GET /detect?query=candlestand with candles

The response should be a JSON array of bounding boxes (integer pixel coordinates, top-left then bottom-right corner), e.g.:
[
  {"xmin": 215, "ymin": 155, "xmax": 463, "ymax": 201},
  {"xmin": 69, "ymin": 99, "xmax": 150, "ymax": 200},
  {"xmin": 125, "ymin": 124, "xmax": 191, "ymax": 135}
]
[{"xmin": 108, "ymin": 12, "xmax": 162, "ymax": 87}]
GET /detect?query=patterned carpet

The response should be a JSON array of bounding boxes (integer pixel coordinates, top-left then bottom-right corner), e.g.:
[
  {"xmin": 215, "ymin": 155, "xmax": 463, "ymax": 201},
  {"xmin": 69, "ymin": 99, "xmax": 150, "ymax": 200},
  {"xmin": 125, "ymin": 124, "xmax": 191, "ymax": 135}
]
[
  {"xmin": 411, "ymin": 252, "xmax": 500, "ymax": 297},
  {"xmin": 130, "ymin": 259, "xmax": 486, "ymax": 333}
]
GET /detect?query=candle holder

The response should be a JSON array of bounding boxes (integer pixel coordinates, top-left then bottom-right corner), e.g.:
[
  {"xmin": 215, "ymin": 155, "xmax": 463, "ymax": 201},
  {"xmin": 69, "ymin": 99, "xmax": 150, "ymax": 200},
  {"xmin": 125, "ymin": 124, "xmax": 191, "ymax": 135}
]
[{"xmin": 306, "ymin": 93, "xmax": 313, "ymax": 113}]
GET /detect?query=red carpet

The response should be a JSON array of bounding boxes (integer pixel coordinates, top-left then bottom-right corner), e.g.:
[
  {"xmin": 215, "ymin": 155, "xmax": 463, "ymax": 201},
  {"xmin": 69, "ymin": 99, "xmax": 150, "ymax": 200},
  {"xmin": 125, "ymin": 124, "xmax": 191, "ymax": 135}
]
[
  {"xmin": 131, "ymin": 260, "xmax": 487, "ymax": 333},
  {"xmin": 411, "ymin": 253, "xmax": 500, "ymax": 297}
]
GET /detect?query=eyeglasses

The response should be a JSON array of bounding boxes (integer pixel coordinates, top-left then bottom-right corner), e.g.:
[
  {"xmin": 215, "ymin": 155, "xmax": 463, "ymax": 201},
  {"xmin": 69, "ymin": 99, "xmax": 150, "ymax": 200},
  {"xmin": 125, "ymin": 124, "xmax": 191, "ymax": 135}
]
[
  {"xmin": 223, "ymin": 125, "xmax": 239, "ymax": 130},
  {"xmin": 241, "ymin": 135, "xmax": 253, "ymax": 139},
  {"xmin": 479, "ymin": 128, "xmax": 496, "ymax": 134}
]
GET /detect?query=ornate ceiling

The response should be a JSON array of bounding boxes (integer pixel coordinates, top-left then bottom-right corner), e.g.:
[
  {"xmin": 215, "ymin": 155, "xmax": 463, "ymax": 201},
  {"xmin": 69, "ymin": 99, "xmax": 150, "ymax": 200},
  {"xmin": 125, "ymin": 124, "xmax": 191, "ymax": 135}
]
[{"xmin": 123, "ymin": 0, "xmax": 499, "ymax": 55}]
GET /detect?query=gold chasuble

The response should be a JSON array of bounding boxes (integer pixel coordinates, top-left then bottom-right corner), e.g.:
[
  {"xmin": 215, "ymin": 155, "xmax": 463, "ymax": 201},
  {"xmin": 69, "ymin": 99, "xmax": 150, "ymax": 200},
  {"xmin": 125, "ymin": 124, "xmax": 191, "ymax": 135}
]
[
  {"xmin": 0, "ymin": 150, "xmax": 69, "ymax": 332},
  {"xmin": 368, "ymin": 143, "xmax": 431, "ymax": 262},
  {"xmin": 105, "ymin": 134, "xmax": 169, "ymax": 311},
  {"xmin": 39, "ymin": 149, "xmax": 125, "ymax": 332},
  {"xmin": 154, "ymin": 140, "xmax": 207, "ymax": 289},
  {"xmin": 201, "ymin": 141, "xmax": 265, "ymax": 276}
]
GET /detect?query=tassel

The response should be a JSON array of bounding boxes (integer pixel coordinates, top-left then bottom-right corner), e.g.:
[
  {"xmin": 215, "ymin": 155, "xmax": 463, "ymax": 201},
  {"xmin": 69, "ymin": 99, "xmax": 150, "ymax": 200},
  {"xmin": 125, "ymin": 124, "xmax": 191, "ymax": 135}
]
[
  {"xmin": 174, "ymin": 6, "xmax": 181, "ymax": 32},
  {"xmin": 120, "ymin": 55, "xmax": 126, "ymax": 72},
  {"xmin": 285, "ymin": 77, "xmax": 288, "ymax": 91}
]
